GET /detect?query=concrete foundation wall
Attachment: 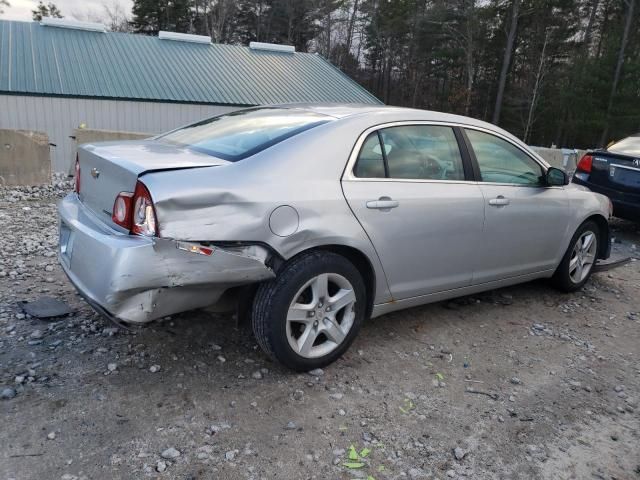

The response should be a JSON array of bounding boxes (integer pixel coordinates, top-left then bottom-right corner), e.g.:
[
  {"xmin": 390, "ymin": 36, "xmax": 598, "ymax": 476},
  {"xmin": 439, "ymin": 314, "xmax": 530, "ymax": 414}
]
[
  {"xmin": 0, "ymin": 129, "xmax": 50, "ymax": 186},
  {"xmin": 74, "ymin": 128, "xmax": 150, "ymax": 146},
  {"xmin": 531, "ymin": 147, "xmax": 587, "ymax": 172}
]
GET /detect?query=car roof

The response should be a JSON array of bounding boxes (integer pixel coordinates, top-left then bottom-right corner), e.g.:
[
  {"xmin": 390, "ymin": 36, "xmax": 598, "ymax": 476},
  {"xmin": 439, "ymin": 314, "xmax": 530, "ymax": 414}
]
[
  {"xmin": 272, "ymin": 103, "xmax": 496, "ymax": 129},
  {"xmin": 271, "ymin": 103, "xmax": 392, "ymax": 118}
]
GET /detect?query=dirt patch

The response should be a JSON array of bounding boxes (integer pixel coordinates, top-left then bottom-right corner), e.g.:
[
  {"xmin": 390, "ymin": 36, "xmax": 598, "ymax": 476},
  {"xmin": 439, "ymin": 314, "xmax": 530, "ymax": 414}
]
[{"xmin": 1, "ymin": 190, "xmax": 639, "ymax": 480}]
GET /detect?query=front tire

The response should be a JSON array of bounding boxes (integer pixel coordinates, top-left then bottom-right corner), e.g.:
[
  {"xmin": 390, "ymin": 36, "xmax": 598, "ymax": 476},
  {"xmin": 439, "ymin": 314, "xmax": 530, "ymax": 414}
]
[
  {"xmin": 552, "ymin": 220, "xmax": 600, "ymax": 292},
  {"xmin": 251, "ymin": 251, "xmax": 366, "ymax": 371}
]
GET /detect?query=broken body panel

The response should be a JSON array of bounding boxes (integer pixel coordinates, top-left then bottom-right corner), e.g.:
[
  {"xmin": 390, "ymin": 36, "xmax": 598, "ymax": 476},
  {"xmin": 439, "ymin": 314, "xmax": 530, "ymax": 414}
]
[{"xmin": 58, "ymin": 194, "xmax": 274, "ymax": 323}]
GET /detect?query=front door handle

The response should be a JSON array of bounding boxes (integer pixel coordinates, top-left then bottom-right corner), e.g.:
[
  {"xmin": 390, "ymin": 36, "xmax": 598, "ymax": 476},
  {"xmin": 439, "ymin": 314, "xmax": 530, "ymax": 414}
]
[
  {"xmin": 366, "ymin": 197, "xmax": 399, "ymax": 210},
  {"xmin": 488, "ymin": 195, "xmax": 510, "ymax": 207}
]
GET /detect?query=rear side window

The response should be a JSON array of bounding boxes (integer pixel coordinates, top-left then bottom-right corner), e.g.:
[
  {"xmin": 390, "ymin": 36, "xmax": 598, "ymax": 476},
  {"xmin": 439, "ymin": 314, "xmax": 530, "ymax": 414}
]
[
  {"xmin": 353, "ymin": 133, "xmax": 386, "ymax": 178},
  {"xmin": 156, "ymin": 108, "xmax": 331, "ymax": 161},
  {"xmin": 353, "ymin": 125, "xmax": 465, "ymax": 180},
  {"xmin": 381, "ymin": 126, "xmax": 464, "ymax": 180},
  {"xmin": 608, "ymin": 135, "xmax": 640, "ymax": 156}
]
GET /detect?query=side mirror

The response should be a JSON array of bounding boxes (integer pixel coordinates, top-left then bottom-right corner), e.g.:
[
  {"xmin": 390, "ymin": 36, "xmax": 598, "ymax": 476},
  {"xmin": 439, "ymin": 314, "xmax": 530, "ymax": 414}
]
[{"xmin": 546, "ymin": 167, "xmax": 568, "ymax": 186}]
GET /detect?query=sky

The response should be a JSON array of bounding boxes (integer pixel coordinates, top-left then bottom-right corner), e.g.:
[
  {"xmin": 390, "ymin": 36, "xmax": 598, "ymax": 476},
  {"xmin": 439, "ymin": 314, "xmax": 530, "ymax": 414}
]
[{"xmin": 1, "ymin": 0, "xmax": 133, "ymax": 22}]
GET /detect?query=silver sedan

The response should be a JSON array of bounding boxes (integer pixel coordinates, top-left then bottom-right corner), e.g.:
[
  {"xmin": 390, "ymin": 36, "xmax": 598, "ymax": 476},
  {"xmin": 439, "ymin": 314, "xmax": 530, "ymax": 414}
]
[{"xmin": 58, "ymin": 104, "xmax": 612, "ymax": 370}]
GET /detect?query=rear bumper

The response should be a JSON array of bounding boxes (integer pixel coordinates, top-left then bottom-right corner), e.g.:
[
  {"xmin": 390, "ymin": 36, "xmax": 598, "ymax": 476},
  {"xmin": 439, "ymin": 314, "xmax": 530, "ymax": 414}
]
[
  {"xmin": 57, "ymin": 193, "xmax": 275, "ymax": 324},
  {"xmin": 572, "ymin": 176, "xmax": 640, "ymax": 221}
]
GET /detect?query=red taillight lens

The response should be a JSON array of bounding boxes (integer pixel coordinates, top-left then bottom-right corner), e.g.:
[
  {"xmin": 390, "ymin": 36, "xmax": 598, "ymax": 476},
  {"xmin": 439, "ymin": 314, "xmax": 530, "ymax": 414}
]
[
  {"xmin": 131, "ymin": 181, "xmax": 158, "ymax": 237},
  {"xmin": 111, "ymin": 192, "xmax": 134, "ymax": 229},
  {"xmin": 110, "ymin": 181, "xmax": 158, "ymax": 236},
  {"xmin": 576, "ymin": 154, "xmax": 593, "ymax": 173},
  {"xmin": 74, "ymin": 155, "xmax": 81, "ymax": 193}
]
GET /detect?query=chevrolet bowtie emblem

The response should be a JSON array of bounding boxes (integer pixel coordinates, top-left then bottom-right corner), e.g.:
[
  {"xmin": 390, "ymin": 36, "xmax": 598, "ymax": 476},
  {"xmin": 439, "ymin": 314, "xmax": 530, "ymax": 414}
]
[{"xmin": 91, "ymin": 168, "xmax": 100, "ymax": 178}]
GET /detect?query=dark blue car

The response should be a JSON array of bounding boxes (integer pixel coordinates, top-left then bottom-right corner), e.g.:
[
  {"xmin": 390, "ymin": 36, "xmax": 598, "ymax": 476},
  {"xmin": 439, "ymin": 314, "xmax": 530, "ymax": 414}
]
[{"xmin": 572, "ymin": 134, "xmax": 640, "ymax": 221}]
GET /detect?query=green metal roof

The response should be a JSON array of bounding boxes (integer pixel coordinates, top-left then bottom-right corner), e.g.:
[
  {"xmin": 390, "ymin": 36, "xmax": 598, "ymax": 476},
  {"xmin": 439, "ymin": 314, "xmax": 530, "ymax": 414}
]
[{"xmin": 0, "ymin": 20, "xmax": 381, "ymax": 106}]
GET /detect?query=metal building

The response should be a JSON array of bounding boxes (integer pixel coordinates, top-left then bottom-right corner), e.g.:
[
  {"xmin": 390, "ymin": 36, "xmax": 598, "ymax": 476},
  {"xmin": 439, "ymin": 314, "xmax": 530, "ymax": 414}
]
[{"xmin": 0, "ymin": 19, "xmax": 380, "ymax": 174}]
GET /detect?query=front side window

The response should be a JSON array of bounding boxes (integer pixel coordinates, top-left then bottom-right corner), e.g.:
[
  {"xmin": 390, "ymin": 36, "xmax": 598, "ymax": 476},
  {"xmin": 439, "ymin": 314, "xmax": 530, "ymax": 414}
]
[
  {"xmin": 466, "ymin": 129, "xmax": 544, "ymax": 186},
  {"xmin": 156, "ymin": 108, "xmax": 331, "ymax": 161},
  {"xmin": 353, "ymin": 125, "xmax": 465, "ymax": 181}
]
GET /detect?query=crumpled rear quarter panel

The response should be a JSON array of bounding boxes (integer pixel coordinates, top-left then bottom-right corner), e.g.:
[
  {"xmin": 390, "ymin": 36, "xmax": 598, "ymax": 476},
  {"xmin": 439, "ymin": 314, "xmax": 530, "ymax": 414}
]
[{"xmin": 58, "ymin": 194, "xmax": 275, "ymax": 324}]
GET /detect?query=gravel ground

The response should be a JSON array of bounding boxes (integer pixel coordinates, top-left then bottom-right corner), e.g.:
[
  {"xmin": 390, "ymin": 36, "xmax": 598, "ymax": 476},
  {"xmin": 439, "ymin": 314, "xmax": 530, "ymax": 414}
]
[{"xmin": 1, "ymin": 182, "xmax": 639, "ymax": 480}]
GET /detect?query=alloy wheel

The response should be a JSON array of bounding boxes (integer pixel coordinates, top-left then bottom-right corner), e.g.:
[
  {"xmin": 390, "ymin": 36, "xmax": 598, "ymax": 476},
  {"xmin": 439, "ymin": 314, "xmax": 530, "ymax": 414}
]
[
  {"xmin": 569, "ymin": 230, "xmax": 597, "ymax": 284},
  {"xmin": 285, "ymin": 273, "xmax": 357, "ymax": 359}
]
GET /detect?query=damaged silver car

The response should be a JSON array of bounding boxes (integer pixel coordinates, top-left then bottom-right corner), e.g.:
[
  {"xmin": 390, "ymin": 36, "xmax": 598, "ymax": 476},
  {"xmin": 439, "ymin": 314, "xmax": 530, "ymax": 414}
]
[{"xmin": 59, "ymin": 104, "xmax": 613, "ymax": 370}]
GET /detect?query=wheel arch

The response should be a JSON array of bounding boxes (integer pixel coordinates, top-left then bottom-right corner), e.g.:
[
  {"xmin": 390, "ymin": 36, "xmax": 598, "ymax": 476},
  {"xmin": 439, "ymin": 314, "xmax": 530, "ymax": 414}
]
[
  {"xmin": 583, "ymin": 213, "xmax": 611, "ymax": 259},
  {"xmin": 293, "ymin": 244, "xmax": 376, "ymax": 319},
  {"xmin": 554, "ymin": 213, "xmax": 611, "ymax": 277}
]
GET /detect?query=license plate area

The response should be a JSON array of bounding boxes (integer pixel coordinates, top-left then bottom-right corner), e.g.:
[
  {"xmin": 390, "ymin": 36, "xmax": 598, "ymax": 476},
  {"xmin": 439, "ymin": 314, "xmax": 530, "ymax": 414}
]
[{"xmin": 59, "ymin": 221, "xmax": 74, "ymax": 264}]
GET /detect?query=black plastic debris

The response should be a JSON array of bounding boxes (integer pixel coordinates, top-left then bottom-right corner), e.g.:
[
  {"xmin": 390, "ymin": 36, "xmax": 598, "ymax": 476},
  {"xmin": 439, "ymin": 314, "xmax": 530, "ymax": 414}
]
[
  {"xmin": 18, "ymin": 297, "xmax": 74, "ymax": 319},
  {"xmin": 592, "ymin": 256, "xmax": 631, "ymax": 273}
]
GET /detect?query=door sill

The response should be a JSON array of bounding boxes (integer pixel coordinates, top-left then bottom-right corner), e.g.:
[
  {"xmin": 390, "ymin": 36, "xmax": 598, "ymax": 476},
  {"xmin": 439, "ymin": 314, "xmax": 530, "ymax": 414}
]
[{"xmin": 371, "ymin": 270, "xmax": 554, "ymax": 318}]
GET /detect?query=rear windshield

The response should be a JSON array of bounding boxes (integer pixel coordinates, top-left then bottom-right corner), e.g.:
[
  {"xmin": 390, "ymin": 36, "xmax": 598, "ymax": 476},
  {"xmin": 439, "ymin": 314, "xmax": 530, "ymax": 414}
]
[
  {"xmin": 156, "ymin": 108, "xmax": 331, "ymax": 161},
  {"xmin": 607, "ymin": 135, "xmax": 640, "ymax": 156}
]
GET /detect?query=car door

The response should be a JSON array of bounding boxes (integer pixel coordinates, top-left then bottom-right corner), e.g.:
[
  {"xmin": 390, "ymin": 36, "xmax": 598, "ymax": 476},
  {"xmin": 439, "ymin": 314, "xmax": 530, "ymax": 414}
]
[
  {"xmin": 341, "ymin": 123, "xmax": 485, "ymax": 300},
  {"xmin": 463, "ymin": 128, "xmax": 571, "ymax": 284}
]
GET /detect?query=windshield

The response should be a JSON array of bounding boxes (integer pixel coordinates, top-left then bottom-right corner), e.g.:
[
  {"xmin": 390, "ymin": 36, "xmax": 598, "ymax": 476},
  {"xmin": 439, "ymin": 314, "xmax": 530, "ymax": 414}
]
[
  {"xmin": 607, "ymin": 134, "xmax": 640, "ymax": 156},
  {"xmin": 156, "ymin": 108, "xmax": 331, "ymax": 161}
]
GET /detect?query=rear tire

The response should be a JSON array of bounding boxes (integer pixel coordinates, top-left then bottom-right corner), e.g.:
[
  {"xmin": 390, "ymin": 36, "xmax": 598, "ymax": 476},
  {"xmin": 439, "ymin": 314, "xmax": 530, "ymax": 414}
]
[
  {"xmin": 252, "ymin": 251, "xmax": 366, "ymax": 371},
  {"xmin": 552, "ymin": 220, "xmax": 600, "ymax": 292}
]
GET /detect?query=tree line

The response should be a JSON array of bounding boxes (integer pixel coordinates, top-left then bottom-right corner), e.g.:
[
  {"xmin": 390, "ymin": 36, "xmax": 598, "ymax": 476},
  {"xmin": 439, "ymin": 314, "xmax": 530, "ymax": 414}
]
[{"xmin": 8, "ymin": 0, "xmax": 640, "ymax": 148}]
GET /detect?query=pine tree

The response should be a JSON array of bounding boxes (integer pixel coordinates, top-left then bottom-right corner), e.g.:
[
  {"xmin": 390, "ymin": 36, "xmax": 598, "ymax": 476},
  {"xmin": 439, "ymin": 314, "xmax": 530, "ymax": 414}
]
[
  {"xmin": 131, "ymin": 0, "xmax": 192, "ymax": 34},
  {"xmin": 32, "ymin": 1, "xmax": 63, "ymax": 20}
]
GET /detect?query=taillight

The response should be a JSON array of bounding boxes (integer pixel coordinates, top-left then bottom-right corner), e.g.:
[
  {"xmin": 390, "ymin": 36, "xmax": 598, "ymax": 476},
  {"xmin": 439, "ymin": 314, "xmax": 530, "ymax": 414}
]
[
  {"xmin": 110, "ymin": 181, "xmax": 158, "ymax": 236},
  {"xmin": 74, "ymin": 155, "xmax": 81, "ymax": 193},
  {"xmin": 131, "ymin": 181, "xmax": 158, "ymax": 237},
  {"xmin": 111, "ymin": 192, "xmax": 134, "ymax": 229},
  {"xmin": 576, "ymin": 154, "xmax": 593, "ymax": 174}
]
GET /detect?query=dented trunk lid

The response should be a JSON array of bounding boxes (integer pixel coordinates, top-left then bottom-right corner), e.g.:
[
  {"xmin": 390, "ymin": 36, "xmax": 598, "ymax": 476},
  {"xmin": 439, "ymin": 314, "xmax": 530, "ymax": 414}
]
[{"xmin": 77, "ymin": 140, "xmax": 229, "ymax": 227}]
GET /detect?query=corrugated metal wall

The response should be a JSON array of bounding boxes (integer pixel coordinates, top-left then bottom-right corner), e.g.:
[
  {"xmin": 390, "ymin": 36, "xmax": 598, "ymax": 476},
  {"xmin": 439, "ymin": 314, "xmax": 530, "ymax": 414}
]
[{"xmin": 0, "ymin": 94, "xmax": 236, "ymax": 174}]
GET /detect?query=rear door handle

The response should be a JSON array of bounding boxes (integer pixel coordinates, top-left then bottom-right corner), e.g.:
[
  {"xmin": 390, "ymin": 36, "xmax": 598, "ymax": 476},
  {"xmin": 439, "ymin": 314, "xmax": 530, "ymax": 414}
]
[
  {"xmin": 488, "ymin": 195, "xmax": 510, "ymax": 206},
  {"xmin": 366, "ymin": 197, "xmax": 399, "ymax": 210}
]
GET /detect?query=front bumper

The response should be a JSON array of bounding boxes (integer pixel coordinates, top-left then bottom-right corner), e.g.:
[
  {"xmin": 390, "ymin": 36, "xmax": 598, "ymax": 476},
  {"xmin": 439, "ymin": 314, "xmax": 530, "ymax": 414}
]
[{"xmin": 57, "ymin": 193, "xmax": 275, "ymax": 324}]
